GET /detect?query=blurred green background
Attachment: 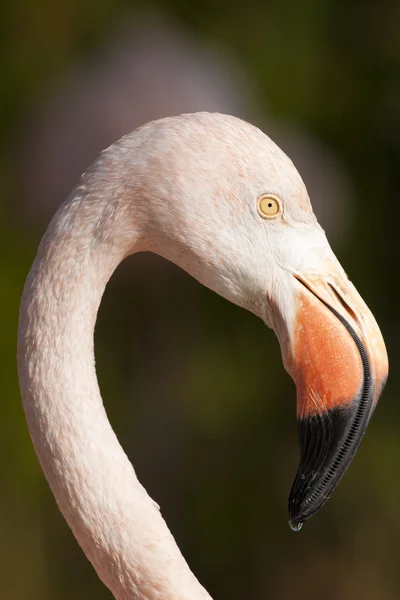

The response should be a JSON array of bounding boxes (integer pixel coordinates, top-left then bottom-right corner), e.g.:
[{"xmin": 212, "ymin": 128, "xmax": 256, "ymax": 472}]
[{"xmin": 1, "ymin": 0, "xmax": 399, "ymax": 598}]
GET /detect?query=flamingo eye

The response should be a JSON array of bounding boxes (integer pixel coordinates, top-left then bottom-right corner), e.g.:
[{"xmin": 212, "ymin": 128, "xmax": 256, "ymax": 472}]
[{"xmin": 257, "ymin": 194, "xmax": 281, "ymax": 219}]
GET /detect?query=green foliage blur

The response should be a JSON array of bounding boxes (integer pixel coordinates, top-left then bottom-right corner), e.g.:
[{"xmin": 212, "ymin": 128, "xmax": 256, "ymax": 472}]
[{"xmin": 1, "ymin": 1, "xmax": 399, "ymax": 599}]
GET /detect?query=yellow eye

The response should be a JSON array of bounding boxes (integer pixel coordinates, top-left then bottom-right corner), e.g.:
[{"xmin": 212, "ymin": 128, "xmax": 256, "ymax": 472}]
[{"xmin": 257, "ymin": 194, "xmax": 281, "ymax": 219}]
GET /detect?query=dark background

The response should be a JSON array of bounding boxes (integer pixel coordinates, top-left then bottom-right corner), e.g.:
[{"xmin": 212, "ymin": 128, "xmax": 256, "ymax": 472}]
[{"xmin": 2, "ymin": 1, "xmax": 399, "ymax": 598}]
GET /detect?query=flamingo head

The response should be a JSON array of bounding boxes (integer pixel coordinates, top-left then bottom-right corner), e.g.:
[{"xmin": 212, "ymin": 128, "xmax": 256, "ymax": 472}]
[{"xmin": 123, "ymin": 113, "xmax": 388, "ymax": 528}]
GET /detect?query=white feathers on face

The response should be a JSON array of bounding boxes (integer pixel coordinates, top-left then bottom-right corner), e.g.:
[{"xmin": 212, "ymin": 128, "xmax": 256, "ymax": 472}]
[
  {"xmin": 251, "ymin": 186, "xmax": 328, "ymax": 330},
  {"xmin": 115, "ymin": 113, "xmax": 325, "ymax": 323}
]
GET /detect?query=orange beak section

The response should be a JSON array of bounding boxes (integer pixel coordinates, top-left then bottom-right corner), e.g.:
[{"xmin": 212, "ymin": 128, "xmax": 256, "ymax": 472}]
[{"xmin": 285, "ymin": 270, "xmax": 388, "ymax": 530}]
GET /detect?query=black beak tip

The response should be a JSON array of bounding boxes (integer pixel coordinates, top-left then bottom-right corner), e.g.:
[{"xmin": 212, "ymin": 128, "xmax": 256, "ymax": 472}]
[
  {"xmin": 288, "ymin": 491, "xmax": 326, "ymax": 530},
  {"xmin": 288, "ymin": 384, "xmax": 374, "ymax": 530},
  {"xmin": 287, "ymin": 405, "xmax": 364, "ymax": 531}
]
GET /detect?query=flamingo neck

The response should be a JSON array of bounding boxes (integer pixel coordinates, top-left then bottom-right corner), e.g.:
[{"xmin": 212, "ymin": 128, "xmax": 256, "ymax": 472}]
[{"xmin": 17, "ymin": 183, "xmax": 211, "ymax": 600}]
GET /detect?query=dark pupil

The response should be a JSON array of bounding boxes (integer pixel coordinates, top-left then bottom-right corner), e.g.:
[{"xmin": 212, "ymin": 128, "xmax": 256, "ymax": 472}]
[{"xmin": 268, "ymin": 203, "xmax": 273, "ymax": 207}]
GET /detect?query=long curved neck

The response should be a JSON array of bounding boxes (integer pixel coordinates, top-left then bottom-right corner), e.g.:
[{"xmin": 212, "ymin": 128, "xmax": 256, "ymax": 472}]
[{"xmin": 17, "ymin": 177, "xmax": 211, "ymax": 600}]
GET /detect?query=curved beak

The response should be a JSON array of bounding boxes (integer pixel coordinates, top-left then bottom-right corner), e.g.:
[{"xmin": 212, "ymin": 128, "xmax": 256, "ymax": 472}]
[{"xmin": 281, "ymin": 258, "xmax": 388, "ymax": 530}]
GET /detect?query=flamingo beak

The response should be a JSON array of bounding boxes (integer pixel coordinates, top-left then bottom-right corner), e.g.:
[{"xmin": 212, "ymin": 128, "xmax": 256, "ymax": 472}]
[{"xmin": 282, "ymin": 264, "xmax": 388, "ymax": 530}]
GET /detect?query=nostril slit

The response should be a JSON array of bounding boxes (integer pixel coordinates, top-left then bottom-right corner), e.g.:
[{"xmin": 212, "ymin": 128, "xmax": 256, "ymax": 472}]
[
  {"xmin": 294, "ymin": 275, "xmax": 360, "ymax": 330},
  {"xmin": 328, "ymin": 283, "xmax": 360, "ymax": 327}
]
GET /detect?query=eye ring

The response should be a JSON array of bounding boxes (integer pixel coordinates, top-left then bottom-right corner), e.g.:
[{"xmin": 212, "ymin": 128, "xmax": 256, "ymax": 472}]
[{"xmin": 257, "ymin": 194, "xmax": 282, "ymax": 219}]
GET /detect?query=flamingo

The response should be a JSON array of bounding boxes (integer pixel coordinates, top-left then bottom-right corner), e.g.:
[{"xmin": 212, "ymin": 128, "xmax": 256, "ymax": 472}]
[{"xmin": 18, "ymin": 112, "xmax": 388, "ymax": 600}]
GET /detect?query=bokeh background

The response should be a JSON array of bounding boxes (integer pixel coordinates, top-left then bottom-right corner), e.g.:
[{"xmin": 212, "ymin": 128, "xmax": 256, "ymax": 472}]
[{"xmin": 2, "ymin": 1, "xmax": 399, "ymax": 598}]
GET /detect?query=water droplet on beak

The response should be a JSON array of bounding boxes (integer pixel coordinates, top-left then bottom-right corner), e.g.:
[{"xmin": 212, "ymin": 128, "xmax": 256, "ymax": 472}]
[{"xmin": 289, "ymin": 520, "xmax": 303, "ymax": 532}]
